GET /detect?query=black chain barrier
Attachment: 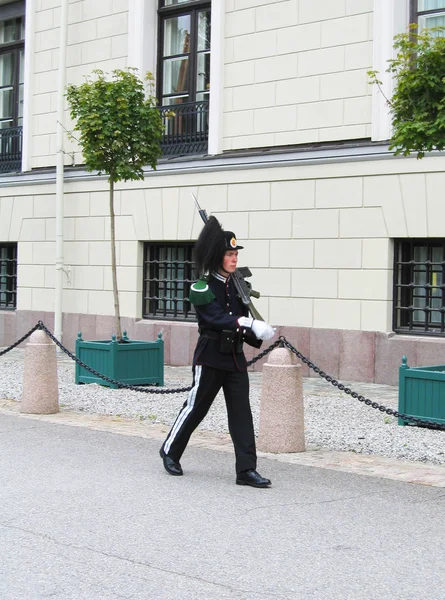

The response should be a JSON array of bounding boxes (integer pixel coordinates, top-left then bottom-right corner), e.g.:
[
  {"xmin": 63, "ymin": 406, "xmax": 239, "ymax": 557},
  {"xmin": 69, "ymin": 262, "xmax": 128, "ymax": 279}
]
[
  {"xmin": 280, "ymin": 336, "xmax": 445, "ymax": 432},
  {"xmin": 246, "ymin": 337, "xmax": 284, "ymax": 366},
  {"xmin": 0, "ymin": 323, "xmax": 41, "ymax": 357},
  {"xmin": 35, "ymin": 322, "xmax": 280, "ymax": 395},
  {"xmin": 1, "ymin": 322, "xmax": 444, "ymax": 430},
  {"xmin": 37, "ymin": 321, "xmax": 193, "ymax": 394}
]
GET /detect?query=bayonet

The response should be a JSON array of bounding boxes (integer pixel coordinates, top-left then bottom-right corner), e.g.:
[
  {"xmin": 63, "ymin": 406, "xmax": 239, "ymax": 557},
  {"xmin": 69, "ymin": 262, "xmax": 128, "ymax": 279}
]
[{"xmin": 191, "ymin": 193, "xmax": 209, "ymax": 225}]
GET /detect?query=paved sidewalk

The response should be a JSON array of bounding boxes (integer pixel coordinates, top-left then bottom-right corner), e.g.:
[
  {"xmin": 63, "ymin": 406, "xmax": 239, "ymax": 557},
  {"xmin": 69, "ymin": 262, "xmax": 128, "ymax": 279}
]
[
  {"xmin": 3, "ymin": 351, "xmax": 445, "ymax": 598},
  {"xmin": 2, "ymin": 346, "xmax": 445, "ymax": 488},
  {"xmin": 2, "ymin": 409, "xmax": 445, "ymax": 600},
  {"xmin": 2, "ymin": 389, "xmax": 445, "ymax": 489}
]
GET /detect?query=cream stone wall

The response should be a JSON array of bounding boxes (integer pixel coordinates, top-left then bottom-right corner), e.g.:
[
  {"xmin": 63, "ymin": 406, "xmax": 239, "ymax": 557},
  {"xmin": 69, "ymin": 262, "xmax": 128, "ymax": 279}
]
[
  {"xmin": 31, "ymin": 0, "xmax": 129, "ymax": 169},
  {"xmin": 2, "ymin": 154, "xmax": 445, "ymax": 335},
  {"xmin": 30, "ymin": 0, "xmax": 374, "ymax": 164},
  {"xmin": 223, "ymin": 0, "xmax": 374, "ymax": 150}
]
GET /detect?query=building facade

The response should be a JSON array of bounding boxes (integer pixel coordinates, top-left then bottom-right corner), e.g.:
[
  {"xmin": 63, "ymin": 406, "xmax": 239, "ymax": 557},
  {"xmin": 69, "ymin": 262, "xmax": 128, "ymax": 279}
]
[{"xmin": 0, "ymin": 0, "xmax": 444, "ymax": 385}]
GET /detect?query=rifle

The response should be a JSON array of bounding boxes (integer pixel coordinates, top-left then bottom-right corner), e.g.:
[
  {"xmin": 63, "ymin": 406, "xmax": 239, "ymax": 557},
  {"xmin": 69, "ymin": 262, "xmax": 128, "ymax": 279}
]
[{"xmin": 192, "ymin": 193, "xmax": 264, "ymax": 321}]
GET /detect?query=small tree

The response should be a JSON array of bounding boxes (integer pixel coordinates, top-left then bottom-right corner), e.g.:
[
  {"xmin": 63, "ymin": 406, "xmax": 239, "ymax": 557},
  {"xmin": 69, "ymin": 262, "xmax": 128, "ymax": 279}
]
[
  {"xmin": 369, "ymin": 26, "xmax": 445, "ymax": 158},
  {"xmin": 66, "ymin": 69, "xmax": 164, "ymax": 340}
]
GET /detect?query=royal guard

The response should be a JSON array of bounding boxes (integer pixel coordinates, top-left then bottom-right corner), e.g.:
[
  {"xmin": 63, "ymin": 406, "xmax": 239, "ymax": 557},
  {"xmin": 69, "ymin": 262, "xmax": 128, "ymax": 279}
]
[{"xmin": 160, "ymin": 216, "xmax": 275, "ymax": 488}]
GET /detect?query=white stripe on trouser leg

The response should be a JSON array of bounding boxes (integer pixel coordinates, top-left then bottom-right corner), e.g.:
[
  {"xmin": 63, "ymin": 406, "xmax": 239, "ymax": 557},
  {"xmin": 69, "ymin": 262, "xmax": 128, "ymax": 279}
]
[{"xmin": 164, "ymin": 365, "xmax": 202, "ymax": 455}]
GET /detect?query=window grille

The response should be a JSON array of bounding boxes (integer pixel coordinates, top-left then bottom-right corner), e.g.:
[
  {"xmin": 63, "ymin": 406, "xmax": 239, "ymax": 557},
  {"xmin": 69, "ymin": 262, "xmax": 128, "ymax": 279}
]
[
  {"xmin": 394, "ymin": 239, "xmax": 445, "ymax": 335},
  {"xmin": 0, "ymin": 243, "xmax": 17, "ymax": 309},
  {"xmin": 143, "ymin": 242, "xmax": 196, "ymax": 320}
]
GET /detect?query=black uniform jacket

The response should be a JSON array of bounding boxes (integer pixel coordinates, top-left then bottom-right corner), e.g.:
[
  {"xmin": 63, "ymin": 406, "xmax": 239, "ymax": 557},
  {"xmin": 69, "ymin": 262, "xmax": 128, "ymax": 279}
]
[{"xmin": 192, "ymin": 272, "xmax": 262, "ymax": 372}]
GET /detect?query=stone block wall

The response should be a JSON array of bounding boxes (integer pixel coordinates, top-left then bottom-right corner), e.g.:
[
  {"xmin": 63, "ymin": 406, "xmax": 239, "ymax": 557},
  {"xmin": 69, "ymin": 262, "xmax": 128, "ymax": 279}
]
[
  {"xmin": 223, "ymin": 0, "xmax": 373, "ymax": 150},
  {"xmin": 31, "ymin": 0, "xmax": 129, "ymax": 169}
]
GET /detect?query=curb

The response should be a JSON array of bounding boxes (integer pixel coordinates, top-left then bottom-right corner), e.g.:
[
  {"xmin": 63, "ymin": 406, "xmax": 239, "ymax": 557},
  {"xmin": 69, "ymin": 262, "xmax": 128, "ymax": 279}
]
[{"xmin": 2, "ymin": 397, "xmax": 445, "ymax": 488}]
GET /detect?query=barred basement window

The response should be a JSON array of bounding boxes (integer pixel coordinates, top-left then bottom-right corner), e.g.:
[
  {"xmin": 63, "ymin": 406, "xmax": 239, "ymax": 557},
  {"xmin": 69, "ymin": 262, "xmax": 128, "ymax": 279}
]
[
  {"xmin": 143, "ymin": 242, "xmax": 196, "ymax": 320},
  {"xmin": 0, "ymin": 242, "xmax": 17, "ymax": 309},
  {"xmin": 394, "ymin": 239, "xmax": 445, "ymax": 335}
]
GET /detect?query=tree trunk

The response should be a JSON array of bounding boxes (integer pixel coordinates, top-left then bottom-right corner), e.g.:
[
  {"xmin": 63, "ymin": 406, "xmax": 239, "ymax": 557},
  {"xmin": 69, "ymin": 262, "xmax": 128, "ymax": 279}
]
[{"xmin": 109, "ymin": 177, "xmax": 122, "ymax": 340}]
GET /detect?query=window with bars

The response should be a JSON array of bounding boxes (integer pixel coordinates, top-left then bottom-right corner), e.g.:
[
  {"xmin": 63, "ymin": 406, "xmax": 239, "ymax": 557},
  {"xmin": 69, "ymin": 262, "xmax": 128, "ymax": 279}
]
[
  {"xmin": 143, "ymin": 242, "xmax": 196, "ymax": 320},
  {"xmin": 394, "ymin": 239, "xmax": 445, "ymax": 335},
  {"xmin": 0, "ymin": 243, "xmax": 17, "ymax": 309},
  {"xmin": 411, "ymin": 1, "xmax": 445, "ymax": 30}
]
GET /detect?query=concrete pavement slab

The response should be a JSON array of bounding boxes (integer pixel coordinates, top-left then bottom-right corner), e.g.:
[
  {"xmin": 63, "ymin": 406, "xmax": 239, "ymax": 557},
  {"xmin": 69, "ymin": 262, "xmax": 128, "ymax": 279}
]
[{"xmin": 1, "ymin": 411, "xmax": 445, "ymax": 600}]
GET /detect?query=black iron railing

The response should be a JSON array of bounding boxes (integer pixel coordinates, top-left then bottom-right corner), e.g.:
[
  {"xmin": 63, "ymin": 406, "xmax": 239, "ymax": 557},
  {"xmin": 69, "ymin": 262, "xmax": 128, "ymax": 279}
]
[
  {"xmin": 160, "ymin": 101, "xmax": 209, "ymax": 157},
  {"xmin": 0, "ymin": 126, "xmax": 22, "ymax": 173}
]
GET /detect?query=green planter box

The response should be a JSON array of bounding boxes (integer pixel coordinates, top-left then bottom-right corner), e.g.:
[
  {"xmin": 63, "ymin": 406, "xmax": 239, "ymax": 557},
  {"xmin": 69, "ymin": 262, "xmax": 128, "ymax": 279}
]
[
  {"xmin": 75, "ymin": 331, "xmax": 164, "ymax": 389},
  {"xmin": 398, "ymin": 355, "xmax": 445, "ymax": 426}
]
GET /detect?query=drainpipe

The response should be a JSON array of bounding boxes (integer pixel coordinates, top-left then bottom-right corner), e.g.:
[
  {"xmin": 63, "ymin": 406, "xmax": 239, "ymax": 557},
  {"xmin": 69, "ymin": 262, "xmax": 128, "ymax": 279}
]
[{"xmin": 54, "ymin": 0, "xmax": 69, "ymax": 344}]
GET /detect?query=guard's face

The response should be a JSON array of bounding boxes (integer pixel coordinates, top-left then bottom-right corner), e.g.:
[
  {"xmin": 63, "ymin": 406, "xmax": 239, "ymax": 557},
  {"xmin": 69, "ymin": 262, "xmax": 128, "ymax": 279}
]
[{"xmin": 222, "ymin": 250, "xmax": 238, "ymax": 273}]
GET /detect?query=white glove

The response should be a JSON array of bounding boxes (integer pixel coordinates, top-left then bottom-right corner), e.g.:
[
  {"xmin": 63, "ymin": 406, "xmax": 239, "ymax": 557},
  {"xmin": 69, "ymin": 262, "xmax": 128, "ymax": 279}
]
[
  {"xmin": 237, "ymin": 317, "xmax": 275, "ymax": 340},
  {"xmin": 237, "ymin": 317, "xmax": 253, "ymax": 328},
  {"xmin": 252, "ymin": 319, "xmax": 275, "ymax": 341}
]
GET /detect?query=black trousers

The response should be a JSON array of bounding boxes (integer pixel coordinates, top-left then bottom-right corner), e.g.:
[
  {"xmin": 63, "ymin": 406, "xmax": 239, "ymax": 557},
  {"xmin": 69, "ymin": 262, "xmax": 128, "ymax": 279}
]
[{"xmin": 162, "ymin": 365, "xmax": 257, "ymax": 474}]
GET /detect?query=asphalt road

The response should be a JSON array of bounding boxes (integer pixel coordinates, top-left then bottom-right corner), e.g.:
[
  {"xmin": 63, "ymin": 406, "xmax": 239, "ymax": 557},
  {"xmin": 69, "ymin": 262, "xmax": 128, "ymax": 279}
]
[{"xmin": 1, "ymin": 412, "xmax": 445, "ymax": 600}]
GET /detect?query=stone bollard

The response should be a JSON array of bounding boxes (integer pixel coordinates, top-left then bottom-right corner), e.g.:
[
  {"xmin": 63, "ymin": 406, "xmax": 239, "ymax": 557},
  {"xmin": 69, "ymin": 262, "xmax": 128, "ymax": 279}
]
[
  {"xmin": 257, "ymin": 347, "xmax": 305, "ymax": 453},
  {"xmin": 21, "ymin": 330, "xmax": 59, "ymax": 414}
]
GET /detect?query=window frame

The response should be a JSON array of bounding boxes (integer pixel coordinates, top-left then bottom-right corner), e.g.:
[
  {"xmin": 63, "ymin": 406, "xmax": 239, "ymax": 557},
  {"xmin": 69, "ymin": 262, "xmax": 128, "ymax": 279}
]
[
  {"xmin": 393, "ymin": 238, "xmax": 445, "ymax": 336},
  {"xmin": 0, "ymin": 16, "xmax": 25, "ymax": 129},
  {"xmin": 410, "ymin": 1, "xmax": 445, "ymax": 26},
  {"xmin": 156, "ymin": 0, "xmax": 211, "ymax": 107},
  {"xmin": 0, "ymin": 242, "xmax": 17, "ymax": 310},
  {"xmin": 0, "ymin": 14, "xmax": 25, "ymax": 173},
  {"xmin": 142, "ymin": 241, "xmax": 196, "ymax": 321}
]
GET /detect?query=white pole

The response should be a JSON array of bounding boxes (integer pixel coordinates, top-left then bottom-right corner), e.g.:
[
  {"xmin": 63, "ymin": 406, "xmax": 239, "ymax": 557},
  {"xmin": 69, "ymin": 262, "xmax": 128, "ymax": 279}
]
[
  {"xmin": 54, "ymin": 0, "xmax": 69, "ymax": 343},
  {"xmin": 22, "ymin": 0, "xmax": 35, "ymax": 173}
]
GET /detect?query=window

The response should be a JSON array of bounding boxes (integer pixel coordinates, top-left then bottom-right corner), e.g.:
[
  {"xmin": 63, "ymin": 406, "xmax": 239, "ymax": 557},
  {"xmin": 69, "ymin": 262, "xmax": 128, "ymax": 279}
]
[
  {"xmin": 157, "ymin": 0, "xmax": 210, "ymax": 156},
  {"xmin": 143, "ymin": 242, "xmax": 196, "ymax": 320},
  {"xmin": 0, "ymin": 11, "xmax": 24, "ymax": 173},
  {"xmin": 0, "ymin": 243, "xmax": 17, "ymax": 309},
  {"xmin": 411, "ymin": 1, "xmax": 445, "ymax": 29},
  {"xmin": 394, "ymin": 239, "xmax": 445, "ymax": 335}
]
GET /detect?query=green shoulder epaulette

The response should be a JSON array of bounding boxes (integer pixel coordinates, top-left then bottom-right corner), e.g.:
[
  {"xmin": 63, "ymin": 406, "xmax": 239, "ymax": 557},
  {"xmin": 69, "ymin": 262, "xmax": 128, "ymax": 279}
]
[{"xmin": 188, "ymin": 278, "xmax": 215, "ymax": 306}]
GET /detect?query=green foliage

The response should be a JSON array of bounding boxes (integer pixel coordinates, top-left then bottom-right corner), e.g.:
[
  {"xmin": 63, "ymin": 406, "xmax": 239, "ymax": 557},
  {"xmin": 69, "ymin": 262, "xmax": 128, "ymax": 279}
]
[
  {"xmin": 66, "ymin": 69, "xmax": 163, "ymax": 182},
  {"xmin": 66, "ymin": 69, "xmax": 165, "ymax": 339},
  {"xmin": 371, "ymin": 26, "xmax": 445, "ymax": 158}
]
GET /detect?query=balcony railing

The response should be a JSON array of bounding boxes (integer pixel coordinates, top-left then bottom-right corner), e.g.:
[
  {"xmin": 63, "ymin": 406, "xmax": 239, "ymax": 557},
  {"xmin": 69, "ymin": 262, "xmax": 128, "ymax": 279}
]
[
  {"xmin": 0, "ymin": 126, "xmax": 22, "ymax": 173},
  {"xmin": 160, "ymin": 100, "xmax": 209, "ymax": 157}
]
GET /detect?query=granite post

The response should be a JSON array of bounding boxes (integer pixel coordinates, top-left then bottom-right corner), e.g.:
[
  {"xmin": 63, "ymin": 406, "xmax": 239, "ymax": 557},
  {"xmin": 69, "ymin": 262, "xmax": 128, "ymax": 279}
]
[
  {"xmin": 257, "ymin": 347, "xmax": 305, "ymax": 453},
  {"xmin": 21, "ymin": 330, "xmax": 59, "ymax": 414}
]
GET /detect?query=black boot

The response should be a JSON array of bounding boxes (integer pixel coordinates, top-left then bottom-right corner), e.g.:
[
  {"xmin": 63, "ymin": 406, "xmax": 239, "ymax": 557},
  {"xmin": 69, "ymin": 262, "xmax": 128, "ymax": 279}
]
[
  {"xmin": 159, "ymin": 448, "xmax": 183, "ymax": 476},
  {"xmin": 236, "ymin": 469, "xmax": 271, "ymax": 488}
]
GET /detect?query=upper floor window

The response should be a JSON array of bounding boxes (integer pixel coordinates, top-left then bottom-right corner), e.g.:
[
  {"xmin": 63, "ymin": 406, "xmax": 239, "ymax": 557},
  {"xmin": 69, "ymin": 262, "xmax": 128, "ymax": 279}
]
[
  {"xmin": 394, "ymin": 239, "xmax": 445, "ymax": 336},
  {"xmin": 411, "ymin": 1, "xmax": 445, "ymax": 29},
  {"xmin": 0, "ymin": 242, "xmax": 17, "ymax": 309},
  {"xmin": 0, "ymin": 5, "xmax": 24, "ymax": 173},
  {"xmin": 158, "ymin": 0, "xmax": 210, "ymax": 156}
]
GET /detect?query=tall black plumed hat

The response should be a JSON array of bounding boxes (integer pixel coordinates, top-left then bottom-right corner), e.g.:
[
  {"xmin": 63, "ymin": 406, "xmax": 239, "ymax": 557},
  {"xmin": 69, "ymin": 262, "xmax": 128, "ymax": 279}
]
[{"xmin": 194, "ymin": 216, "xmax": 243, "ymax": 276}]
